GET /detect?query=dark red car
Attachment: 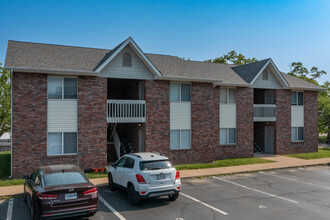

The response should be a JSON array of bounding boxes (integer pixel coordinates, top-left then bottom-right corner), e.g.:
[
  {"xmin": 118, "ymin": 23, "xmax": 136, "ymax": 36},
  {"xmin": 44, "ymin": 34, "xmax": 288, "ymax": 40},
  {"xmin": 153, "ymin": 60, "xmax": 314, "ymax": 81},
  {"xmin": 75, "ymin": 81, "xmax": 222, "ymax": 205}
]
[{"xmin": 23, "ymin": 164, "xmax": 98, "ymax": 220}]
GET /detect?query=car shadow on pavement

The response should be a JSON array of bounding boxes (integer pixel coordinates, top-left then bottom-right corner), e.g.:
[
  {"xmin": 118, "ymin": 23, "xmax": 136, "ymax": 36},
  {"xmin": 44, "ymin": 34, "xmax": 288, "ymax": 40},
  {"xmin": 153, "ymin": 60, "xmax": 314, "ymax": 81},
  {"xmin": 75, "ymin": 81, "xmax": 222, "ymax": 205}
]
[{"xmin": 100, "ymin": 189, "xmax": 173, "ymax": 212}]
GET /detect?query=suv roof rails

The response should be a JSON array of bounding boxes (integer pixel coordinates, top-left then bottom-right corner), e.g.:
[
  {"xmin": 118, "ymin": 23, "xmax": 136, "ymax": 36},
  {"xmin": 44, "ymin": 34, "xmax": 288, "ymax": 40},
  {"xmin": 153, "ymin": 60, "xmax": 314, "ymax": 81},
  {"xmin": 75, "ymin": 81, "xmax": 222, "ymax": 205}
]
[
  {"xmin": 152, "ymin": 152, "xmax": 164, "ymax": 156},
  {"xmin": 130, "ymin": 153, "xmax": 142, "ymax": 158}
]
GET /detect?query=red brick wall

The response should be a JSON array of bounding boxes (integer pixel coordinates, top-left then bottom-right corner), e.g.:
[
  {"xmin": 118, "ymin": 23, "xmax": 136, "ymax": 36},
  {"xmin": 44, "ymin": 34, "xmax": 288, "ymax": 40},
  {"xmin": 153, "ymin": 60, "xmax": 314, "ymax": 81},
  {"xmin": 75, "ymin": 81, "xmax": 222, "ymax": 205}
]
[
  {"xmin": 11, "ymin": 73, "xmax": 107, "ymax": 177},
  {"xmin": 12, "ymin": 72, "xmax": 48, "ymax": 177},
  {"xmin": 216, "ymin": 87, "xmax": 254, "ymax": 159},
  {"xmin": 145, "ymin": 81, "xmax": 254, "ymax": 164},
  {"xmin": 275, "ymin": 90, "xmax": 318, "ymax": 154},
  {"xmin": 77, "ymin": 76, "xmax": 107, "ymax": 169}
]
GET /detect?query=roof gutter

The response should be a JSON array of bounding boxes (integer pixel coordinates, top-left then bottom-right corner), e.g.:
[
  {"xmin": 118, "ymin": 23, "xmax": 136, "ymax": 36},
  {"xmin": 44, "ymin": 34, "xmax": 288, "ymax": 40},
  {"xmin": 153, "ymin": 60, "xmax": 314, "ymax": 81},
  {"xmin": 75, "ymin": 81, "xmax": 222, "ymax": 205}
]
[
  {"xmin": 157, "ymin": 75, "xmax": 250, "ymax": 87},
  {"xmin": 4, "ymin": 66, "xmax": 97, "ymax": 76},
  {"xmin": 286, "ymin": 87, "xmax": 326, "ymax": 92}
]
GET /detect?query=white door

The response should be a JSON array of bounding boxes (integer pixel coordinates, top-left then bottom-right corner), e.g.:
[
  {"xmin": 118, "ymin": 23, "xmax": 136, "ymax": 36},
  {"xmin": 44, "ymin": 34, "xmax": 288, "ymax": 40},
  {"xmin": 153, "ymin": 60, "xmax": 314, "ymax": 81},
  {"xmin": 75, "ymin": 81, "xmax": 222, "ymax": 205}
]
[{"xmin": 265, "ymin": 126, "xmax": 274, "ymax": 154}]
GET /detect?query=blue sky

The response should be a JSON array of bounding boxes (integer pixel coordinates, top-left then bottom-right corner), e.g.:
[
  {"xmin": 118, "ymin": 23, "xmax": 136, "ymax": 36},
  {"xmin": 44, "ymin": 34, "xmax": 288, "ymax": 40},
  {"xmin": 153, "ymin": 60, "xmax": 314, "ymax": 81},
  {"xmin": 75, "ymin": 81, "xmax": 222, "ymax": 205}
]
[{"xmin": 1, "ymin": 0, "xmax": 329, "ymax": 84}]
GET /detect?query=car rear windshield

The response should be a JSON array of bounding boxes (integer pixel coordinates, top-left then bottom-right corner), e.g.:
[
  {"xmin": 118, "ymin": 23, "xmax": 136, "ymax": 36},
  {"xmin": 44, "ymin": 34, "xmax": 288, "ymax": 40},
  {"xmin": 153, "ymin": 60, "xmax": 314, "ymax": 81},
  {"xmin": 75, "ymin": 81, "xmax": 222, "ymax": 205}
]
[
  {"xmin": 43, "ymin": 172, "xmax": 88, "ymax": 187},
  {"xmin": 140, "ymin": 160, "xmax": 173, "ymax": 171}
]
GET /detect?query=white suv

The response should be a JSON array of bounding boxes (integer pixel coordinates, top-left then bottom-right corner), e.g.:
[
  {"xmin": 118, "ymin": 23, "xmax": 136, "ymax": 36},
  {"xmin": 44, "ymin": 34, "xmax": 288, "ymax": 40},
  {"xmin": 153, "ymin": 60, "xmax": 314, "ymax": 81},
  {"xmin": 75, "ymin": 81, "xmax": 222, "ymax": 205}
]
[{"xmin": 108, "ymin": 152, "xmax": 181, "ymax": 205}]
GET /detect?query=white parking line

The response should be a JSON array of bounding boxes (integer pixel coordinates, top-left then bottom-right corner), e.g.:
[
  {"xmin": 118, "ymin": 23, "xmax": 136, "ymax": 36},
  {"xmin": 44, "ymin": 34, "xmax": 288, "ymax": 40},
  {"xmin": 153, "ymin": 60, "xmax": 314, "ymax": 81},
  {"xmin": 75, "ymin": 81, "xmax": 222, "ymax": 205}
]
[
  {"xmin": 180, "ymin": 192, "xmax": 228, "ymax": 215},
  {"xmin": 298, "ymin": 167, "xmax": 330, "ymax": 177},
  {"xmin": 6, "ymin": 198, "xmax": 13, "ymax": 220},
  {"xmin": 259, "ymin": 171, "xmax": 330, "ymax": 190},
  {"xmin": 213, "ymin": 176, "xmax": 298, "ymax": 204},
  {"xmin": 98, "ymin": 195, "xmax": 126, "ymax": 220}
]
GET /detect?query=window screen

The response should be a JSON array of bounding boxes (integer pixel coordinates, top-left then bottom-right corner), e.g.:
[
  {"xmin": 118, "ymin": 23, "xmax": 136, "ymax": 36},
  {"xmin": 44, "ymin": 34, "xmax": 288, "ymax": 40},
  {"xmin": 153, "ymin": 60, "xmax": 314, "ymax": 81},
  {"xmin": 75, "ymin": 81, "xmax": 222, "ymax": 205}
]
[
  {"xmin": 64, "ymin": 133, "xmax": 77, "ymax": 154},
  {"xmin": 220, "ymin": 88, "xmax": 227, "ymax": 103},
  {"xmin": 228, "ymin": 89, "xmax": 236, "ymax": 103},
  {"xmin": 228, "ymin": 128, "xmax": 236, "ymax": 144},
  {"xmin": 181, "ymin": 84, "xmax": 191, "ymax": 101},
  {"xmin": 48, "ymin": 76, "xmax": 62, "ymax": 99},
  {"xmin": 298, "ymin": 92, "xmax": 304, "ymax": 105},
  {"xmin": 298, "ymin": 127, "xmax": 304, "ymax": 140},
  {"xmin": 64, "ymin": 78, "xmax": 77, "ymax": 99},
  {"xmin": 47, "ymin": 133, "xmax": 62, "ymax": 155},
  {"xmin": 220, "ymin": 128, "xmax": 227, "ymax": 145},
  {"xmin": 170, "ymin": 83, "xmax": 180, "ymax": 101},
  {"xmin": 291, "ymin": 127, "xmax": 297, "ymax": 141},
  {"xmin": 181, "ymin": 130, "xmax": 191, "ymax": 148},
  {"xmin": 170, "ymin": 130, "xmax": 180, "ymax": 149},
  {"xmin": 291, "ymin": 92, "xmax": 297, "ymax": 105}
]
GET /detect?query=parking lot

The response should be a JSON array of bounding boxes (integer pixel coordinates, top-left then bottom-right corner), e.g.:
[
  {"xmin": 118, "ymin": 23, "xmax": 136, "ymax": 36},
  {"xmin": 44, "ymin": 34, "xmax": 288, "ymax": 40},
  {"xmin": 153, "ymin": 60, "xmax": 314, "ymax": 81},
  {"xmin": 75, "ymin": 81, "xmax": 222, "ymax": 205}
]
[{"xmin": 1, "ymin": 166, "xmax": 330, "ymax": 220}]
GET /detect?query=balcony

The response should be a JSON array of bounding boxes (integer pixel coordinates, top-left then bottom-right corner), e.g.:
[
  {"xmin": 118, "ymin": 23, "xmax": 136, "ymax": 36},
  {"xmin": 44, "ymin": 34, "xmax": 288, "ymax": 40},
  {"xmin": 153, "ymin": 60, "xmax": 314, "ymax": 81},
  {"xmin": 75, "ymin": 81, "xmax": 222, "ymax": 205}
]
[
  {"xmin": 253, "ymin": 104, "xmax": 276, "ymax": 122},
  {"xmin": 107, "ymin": 99, "xmax": 146, "ymax": 123}
]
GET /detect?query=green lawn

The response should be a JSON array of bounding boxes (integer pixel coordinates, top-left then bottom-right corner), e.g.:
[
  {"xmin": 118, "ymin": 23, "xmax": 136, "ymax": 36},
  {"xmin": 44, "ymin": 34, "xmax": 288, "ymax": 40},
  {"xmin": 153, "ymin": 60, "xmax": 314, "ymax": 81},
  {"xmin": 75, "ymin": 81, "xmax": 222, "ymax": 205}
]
[
  {"xmin": 86, "ymin": 172, "xmax": 108, "ymax": 179},
  {"xmin": 286, "ymin": 147, "xmax": 330, "ymax": 160},
  {"xmin": 175, "ymin": 157, "xmax": 274, "ymax": 170},
  {"xmin": 318, "ymin": 136, "xmax": 327, "ymax": 144}
]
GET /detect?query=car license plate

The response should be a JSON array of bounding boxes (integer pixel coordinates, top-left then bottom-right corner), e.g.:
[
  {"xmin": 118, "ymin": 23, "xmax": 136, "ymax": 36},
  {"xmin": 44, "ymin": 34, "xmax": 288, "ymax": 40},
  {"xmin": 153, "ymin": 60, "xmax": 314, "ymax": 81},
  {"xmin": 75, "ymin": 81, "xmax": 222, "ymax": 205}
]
[
  {"xmin": 156, "ymin": 174, "xmax": 166, "ymax": 180},
  {"xmin": 65, "ymin": 193, "xmax": 77, "ymax": 200}
]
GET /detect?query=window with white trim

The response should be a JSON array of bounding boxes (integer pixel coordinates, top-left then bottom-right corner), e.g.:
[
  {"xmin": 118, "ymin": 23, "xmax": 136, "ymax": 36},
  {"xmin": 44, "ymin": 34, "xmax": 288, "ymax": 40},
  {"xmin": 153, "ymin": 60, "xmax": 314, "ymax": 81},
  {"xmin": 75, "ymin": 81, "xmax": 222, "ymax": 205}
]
[
  {"xmin": 220, "ymin": 128, "xmax": 236, "ymax": 145},
  {"xmin": 170, "ymin": 83, "xmax": 191, "ymax": 102},
  {"xmin": 47, "ymin": 132, "xmax": 77, "ymax": 155},
  {"xmin": 170, "ymin": 129, "xmax": 191, "ymax": 149},
  {"xmin": 48, "ymin": 76, "xmax": 77, "ymax": 99},
  {"xmin": 291, "ymin": 91, "xmax": 303, "ymax": 105},
  {"xmin": 220, "ymin": 88, "xmax": 236, "ymax": 104},
  {"xmin": 291, "ymin": 127, "xmax": 304, "ymax": 142}
]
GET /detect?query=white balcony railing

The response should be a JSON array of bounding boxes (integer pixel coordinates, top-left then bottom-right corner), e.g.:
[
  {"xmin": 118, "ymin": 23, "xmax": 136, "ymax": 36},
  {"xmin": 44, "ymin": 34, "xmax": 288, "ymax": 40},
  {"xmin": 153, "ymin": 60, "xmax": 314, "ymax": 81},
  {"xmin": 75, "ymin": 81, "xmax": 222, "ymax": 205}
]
[
  {"xmin": 107, "ymin": 99, "xmax": 146, "ymax": 123},
  {"xmin": 253, "ymin": 104, "xmax": 276, "ymax": 121}
]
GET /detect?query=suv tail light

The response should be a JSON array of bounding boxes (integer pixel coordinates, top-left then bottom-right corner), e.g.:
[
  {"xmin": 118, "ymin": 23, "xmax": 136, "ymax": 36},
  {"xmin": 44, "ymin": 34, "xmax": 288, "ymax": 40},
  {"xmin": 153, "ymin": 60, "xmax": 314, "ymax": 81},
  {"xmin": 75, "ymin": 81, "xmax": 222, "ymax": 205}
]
[
  {"xmin": 83, "ymin": 187, "xmax": 97, "ymax": 195},
  {"xmin": 176, "ymin": 171, "xmax": 180, "ymax": 179},
  {"xmin": 36, "ymin": 192, "xmax": 58, "ymax": 200},
  {"xmin": 136, "ymin": 174, "xmax": 146, "ymax": 184}
]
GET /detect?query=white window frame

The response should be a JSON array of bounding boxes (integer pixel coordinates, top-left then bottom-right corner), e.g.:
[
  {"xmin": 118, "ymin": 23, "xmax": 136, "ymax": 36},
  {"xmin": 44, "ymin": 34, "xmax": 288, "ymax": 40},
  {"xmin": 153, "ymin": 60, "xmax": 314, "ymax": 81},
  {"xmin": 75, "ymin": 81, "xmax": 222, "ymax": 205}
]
[
  {"xmin": 220, "ymin": 128, "xmax": 236, "ymax": 145},
  {"xmin": 291, "ymin": 91, "xmax": 304, "ymax": 106},
  {"xmin": 47, "ymin": 132, "xmax": 78, "ymax": 156},
  {"xmin": 170, "ymin": 129, "xmax": 191, "ymax": 150},
  {"xmin": 47, "ymin": 76, "xmax": 78, "ymax": 100},
  {"xmin": 170, "ymin": 82, "xmax": 191, "ymax": 102},
  {"xmin": 291, "ymin": 127, "xmax": 304, "ymax": 142},
  {"xmin": 220, "ymin": 88, "xmax": 237, "ymax": 104}
]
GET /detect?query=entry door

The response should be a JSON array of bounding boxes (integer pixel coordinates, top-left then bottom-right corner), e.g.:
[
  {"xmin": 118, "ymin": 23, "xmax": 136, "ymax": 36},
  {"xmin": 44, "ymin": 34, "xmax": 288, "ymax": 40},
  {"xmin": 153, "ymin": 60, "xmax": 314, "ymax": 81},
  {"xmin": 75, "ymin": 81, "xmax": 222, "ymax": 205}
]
[
  {"xmin": 265, "ymin": 126, "xmax": 274, "ymax": 154},
  {"xmin": 138, "ymin": 127, "xmax": 145, "ymax": 152}
]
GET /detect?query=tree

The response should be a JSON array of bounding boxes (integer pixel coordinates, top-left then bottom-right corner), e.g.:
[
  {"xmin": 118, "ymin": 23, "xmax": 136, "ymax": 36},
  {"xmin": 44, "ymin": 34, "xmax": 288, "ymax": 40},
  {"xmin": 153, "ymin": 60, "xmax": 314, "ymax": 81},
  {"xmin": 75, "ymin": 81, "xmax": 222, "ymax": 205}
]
[
  {"xmin": 206, "ymin": 50, "xmax": 258, "ymax": 65},
  {"xmin": 0, "ymin": 63, "xmax": 11, "ymax": 137},
  {"xmin": 288, "ymin": 62, "xmax": 329, "ymax": 138}
]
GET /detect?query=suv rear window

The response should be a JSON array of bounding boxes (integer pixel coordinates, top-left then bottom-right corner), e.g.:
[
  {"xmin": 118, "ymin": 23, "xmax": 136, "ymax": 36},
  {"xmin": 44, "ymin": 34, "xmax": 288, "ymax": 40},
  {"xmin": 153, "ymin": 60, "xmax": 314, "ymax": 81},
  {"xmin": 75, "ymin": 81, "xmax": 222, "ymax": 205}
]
[
  {"xmin": 43, "ymin": 172, "xmax": 88, "ymax": 187},
  {"xmin": 140, "ymin": 160, "xmax": 173, "ymax": 171}
]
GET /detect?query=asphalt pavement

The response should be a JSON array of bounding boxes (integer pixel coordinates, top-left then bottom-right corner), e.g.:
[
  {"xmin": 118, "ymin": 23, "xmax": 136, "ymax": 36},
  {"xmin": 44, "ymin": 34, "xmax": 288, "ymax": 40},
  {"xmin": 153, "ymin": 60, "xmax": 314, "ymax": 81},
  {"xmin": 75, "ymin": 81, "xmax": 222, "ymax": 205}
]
[{"xmin": 1, "ymin": 166, "xmax": 330, "ymax": 220}]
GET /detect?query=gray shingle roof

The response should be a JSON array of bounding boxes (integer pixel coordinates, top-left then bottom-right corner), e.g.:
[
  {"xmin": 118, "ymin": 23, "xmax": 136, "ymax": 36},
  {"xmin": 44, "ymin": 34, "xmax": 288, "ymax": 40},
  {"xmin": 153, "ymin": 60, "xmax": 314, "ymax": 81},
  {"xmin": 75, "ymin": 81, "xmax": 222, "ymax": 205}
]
[
  {"xmin": 5, "ymin": 40, "xmax": 110, "ymax": 72},
  {"xmin": 4, "ymin": 40, "xmax": 324, "ymax": 90},
  {"xmin": 146, "ymin": 54, "xmax": 247, "ymax": 85},
  {"xmin": 231, "ymin": 59, "xmax": 270, "ymax": 83},
  {"xmin": 281, "ymin": 73, "xmax": 324, "ymax": 90}
]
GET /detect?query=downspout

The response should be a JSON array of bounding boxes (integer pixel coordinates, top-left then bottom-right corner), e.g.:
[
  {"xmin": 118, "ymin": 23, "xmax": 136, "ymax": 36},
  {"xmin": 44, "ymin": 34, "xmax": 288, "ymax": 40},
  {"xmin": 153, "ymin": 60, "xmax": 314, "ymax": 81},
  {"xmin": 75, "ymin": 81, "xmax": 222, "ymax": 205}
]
[{"xmin": 10, "ymin": 69, "xmax": 13, "ymax": 178}]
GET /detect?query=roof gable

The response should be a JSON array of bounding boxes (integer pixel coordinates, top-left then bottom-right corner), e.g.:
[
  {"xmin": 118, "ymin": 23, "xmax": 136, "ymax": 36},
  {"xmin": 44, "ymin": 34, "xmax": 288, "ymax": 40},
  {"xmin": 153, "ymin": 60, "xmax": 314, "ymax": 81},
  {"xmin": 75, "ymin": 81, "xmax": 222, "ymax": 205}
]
[
  {"xmin": 99, "ymin": 45, "xmax": 155, "ymax": 80},
  {"xmin": 94, "ymin": 37, "xmax": 162, "ymax": 77},
  {"xmin": 252, "ymin": 66, "xmax": 283, "ymax": 89}
]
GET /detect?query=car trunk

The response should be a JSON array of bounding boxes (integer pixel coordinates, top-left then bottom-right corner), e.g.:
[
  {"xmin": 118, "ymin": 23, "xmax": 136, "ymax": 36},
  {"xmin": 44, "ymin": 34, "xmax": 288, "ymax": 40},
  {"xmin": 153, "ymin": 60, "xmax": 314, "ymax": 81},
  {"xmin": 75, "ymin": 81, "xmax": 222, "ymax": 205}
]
[
  {"xmin": 141, "ymin": 169, "xmax": 175, "ymax": 187},
  {"xmin": 41, "ymin": 182, "xmax": 95, "ymax": 210}
]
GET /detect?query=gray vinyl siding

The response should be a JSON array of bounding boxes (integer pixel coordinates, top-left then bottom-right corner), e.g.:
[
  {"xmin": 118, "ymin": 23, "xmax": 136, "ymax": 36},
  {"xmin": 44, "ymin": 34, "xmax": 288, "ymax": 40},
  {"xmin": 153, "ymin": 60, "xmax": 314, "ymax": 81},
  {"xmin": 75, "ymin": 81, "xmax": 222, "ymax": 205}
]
[
  {"xmin": 252, "ymin": 67, "xmax": 282, "ymax": 89},
  {"xmin": 100, "ymin": 45, "xmax": 155, "ymax": 79},
  {"xmin": 47, "ymin": 100, "xmax": 78, "ymax": 132}
]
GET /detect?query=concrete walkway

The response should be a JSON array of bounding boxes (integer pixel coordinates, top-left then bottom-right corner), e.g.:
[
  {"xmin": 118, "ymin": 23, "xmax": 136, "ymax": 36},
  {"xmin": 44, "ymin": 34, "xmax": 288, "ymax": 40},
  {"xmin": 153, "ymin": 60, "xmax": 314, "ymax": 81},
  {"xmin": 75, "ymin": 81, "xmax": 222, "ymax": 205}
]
[{"xmin": 1, "ymin": 155, "xmax": 329, "ymax": 198}]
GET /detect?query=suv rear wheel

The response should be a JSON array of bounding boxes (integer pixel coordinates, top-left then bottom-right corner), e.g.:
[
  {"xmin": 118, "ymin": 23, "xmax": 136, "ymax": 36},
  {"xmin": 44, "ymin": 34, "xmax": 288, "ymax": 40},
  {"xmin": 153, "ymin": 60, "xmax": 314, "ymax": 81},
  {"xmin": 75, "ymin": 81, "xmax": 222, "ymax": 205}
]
[
  {"xmin": 127, "ymin": 184, "xmax": 140, "ymax": 205},
  {"xmin": 168, "ymin": 192, "xmax": 179, "ymax": 201}
]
